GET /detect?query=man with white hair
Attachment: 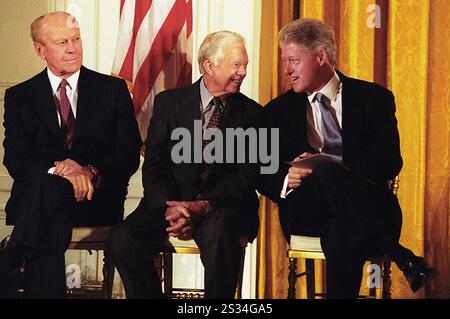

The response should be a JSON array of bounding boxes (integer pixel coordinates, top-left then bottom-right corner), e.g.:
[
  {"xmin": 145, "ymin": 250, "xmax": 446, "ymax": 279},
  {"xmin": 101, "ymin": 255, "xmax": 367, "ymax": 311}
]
[
  {"xmin": 110, "ymin": 31, "xmax": 262, "ymax": 298},
  {"xmin": 0, "ymin": 12, "xmax": 141, "ymax": 298}
]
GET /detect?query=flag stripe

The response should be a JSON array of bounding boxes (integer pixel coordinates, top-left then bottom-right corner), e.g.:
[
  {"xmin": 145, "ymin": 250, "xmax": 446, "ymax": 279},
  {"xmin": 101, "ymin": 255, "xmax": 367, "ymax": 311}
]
[
  {"xmin": 118, "ymin": 0, "xmax": 154, "ymax": 81},
  {"xmin": 186, "ymin": 0, "xmax": 192, "ymax": 37},
  {"xmin": 119, "ymin": 0, "xmax": 126, "ymax": 16},
  {"xmin": 112, "ymin": 0, "xmax": 135, "ymax": 77},
  {"xmin": 132, "ymin": 0, "xmax": 187, "ymax": 110},
  {"xmin": 176, "ymin": 60, "xmax": 192, "ymax": 88},
  {"xmin": 112, "ymin": 0, "xmax": 192, "ymax": 140},
  {"xmin": 132, "ymin": 0, "xmax": 176, "ymax": 81}
]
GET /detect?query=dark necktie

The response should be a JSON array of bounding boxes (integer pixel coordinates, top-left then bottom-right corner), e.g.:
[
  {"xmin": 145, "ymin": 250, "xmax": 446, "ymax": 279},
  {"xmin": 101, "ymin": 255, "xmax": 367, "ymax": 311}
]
[
  {"xmin": 59, "ymin": 79, "xmax": 75, "ymax": 149},
  {"xmin": 315, "ymin": 92, "xmax": 342, "ymax": 163},
  {"xmin": 202, "ymin": 97, "xmax": 224, "ymax": 149},
  {"xmin": 200, "ymin": 97, "xmax": 224, "ymax": 181}
]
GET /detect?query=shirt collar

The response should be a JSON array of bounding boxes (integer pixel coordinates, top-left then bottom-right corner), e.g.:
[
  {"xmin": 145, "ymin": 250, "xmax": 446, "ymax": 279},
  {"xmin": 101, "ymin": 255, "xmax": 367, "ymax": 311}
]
[
  {"xmin": 307, "ymin": 70, "xmax": 341, "ymax": 104},
  {"xmin": 200, "ymin": 77, "xmax": 215, "ymax": 112},
  {"xmin": 47, "ymin": 68, "xmax": 80, "ymax": 94},
  {"xmin": 199, "ymin": 77, "xmax": 227, "ymax": 111}
]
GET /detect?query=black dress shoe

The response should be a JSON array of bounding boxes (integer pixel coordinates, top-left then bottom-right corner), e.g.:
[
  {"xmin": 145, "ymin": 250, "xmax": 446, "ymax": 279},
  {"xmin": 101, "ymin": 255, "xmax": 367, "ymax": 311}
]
[{"xmin": 400, "ymin": 256, "xmax": 438, "ymax": 292}]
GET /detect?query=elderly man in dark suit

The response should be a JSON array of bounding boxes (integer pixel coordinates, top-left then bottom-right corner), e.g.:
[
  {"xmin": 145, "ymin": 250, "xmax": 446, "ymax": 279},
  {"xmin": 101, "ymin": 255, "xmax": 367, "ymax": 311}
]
[
  {"xmin": 258, "ymin": 18, "xmax": 436, "ymax": 298},
  {"xmin": 110, "ymin": 30, "xmax": 262, "ymax": 299},
  {"xmin": 0, "ymin": 12, "xmax": 141, "ymax": 298}
]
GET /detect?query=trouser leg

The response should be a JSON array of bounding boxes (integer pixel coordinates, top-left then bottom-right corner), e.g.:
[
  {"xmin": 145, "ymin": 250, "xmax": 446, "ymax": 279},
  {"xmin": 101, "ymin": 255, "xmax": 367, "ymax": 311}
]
[
  {"xmin": 193, "ymin": 209, "xmax": 244, "ymax": 299},
  {"xmin": 23, "ymin": 214, "xmax": 72, "ymax": 298},
  {"xmin": 109, "ymin": 206, "xmax": 166, "ymax": 298},
  {"xmin": 285, "ymin": 163, "xmax": 406, "ymax": 298},
  {"xmin": 6, "ymin": 175, "xmax": 74, "ymax": 298},
  {"xmin": 320, "ymin": 216, "xmax": 366, "ymax": 299}
]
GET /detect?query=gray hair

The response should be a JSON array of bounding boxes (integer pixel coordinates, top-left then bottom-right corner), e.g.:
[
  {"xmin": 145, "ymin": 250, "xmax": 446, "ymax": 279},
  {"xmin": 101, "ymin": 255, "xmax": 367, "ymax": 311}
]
[
  {"xmin": 197, "ymin": 30, "xmax": 246, "ymax": 74},
  {"xmin": 30, "ymin": 11, "xmax": 78, "ymax": 43},
  {"xmin": 279, "ymin": 18, "xmax": 336, "ymax": 65}
]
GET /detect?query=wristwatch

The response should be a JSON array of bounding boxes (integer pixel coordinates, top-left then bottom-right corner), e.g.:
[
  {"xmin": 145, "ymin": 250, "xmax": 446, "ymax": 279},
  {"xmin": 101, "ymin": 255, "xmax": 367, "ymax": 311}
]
[
  {"xmin": 86, "ymin": 164, "xmax": 100, "ymax": 186},
  {"xmin": 86, "ymin": 164, "xmax": 98, "ymax": 176}
]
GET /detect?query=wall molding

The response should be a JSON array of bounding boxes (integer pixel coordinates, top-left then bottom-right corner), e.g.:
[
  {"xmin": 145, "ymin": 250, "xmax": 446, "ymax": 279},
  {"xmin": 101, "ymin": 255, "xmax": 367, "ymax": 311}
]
[{"xmin": 48, "ymin": 0, "xmax": 67, "ymax": 12}]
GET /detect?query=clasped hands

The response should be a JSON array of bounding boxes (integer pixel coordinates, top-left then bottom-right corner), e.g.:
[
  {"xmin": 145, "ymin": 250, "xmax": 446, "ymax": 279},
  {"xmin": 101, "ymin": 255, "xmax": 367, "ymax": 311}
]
[
  {"xmin": 287, "ymin": 152, "xmax": 314, "ymax": 190},
  {"xmin": 53, "ymin": 158, "xmax": 95, "ymax": 202},
  {"xmin": 165, "ymin": 200, "xmax": 213, "ymax": 240}
]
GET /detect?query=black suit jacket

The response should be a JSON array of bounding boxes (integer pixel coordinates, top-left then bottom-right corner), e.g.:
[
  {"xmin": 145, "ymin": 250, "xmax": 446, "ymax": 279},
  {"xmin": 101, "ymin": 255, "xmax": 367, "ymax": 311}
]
[
  {"xmin": 3, "ymin": 66, "xmax": 141, "ymax": 226},
  {"xmin": 259, "ymin": 70, "xmax": 402, "ymax": 204},
  {"xmin": 137, "ymin": 79, "xmax": 263, "ymax": 240}
]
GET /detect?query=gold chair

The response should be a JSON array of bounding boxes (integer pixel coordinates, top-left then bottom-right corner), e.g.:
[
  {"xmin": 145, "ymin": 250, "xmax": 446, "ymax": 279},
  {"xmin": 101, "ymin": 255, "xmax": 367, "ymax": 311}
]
[
  {"xmin": 67, "ymin": 226, "xmax": 115, "ymax": 299},
  {"xmin": 159, "ymin": 237, "xmax": 246, "ymax": 299},
  {"xmin": 287, "ymin": 235, "xmax": 392, "ymax": 299},
  {"xmin": 286, "ymin": 176, "xmax": 399, "ymax": 299}
]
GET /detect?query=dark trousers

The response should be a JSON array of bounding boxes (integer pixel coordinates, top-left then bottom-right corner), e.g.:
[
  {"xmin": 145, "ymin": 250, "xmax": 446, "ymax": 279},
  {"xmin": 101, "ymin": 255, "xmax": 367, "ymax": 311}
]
[
  {"xmin": 281, "ymin": 162, "xmax": 415, "ymax": 298},
  {"xmin": 5, "ymin": 175, "xmax": 74, "ymax": 298},
  {"xmin": 4, "ymin": 174, "xmax": 117, "ymax": 298},
  {"xmin": 109, "ymin": 204, "xmax": 245, "ymax": 299}
]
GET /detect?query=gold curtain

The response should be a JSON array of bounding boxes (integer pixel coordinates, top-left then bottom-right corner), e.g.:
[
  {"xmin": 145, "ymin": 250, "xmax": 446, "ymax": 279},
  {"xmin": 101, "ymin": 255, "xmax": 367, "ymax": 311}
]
[
  {"xmin": 257, "ymin": 0, "xmax": 297, "ymax": 299},
  {"xmin": 257, "ymin": 0, "xmax": 449, "ymax": 298}
]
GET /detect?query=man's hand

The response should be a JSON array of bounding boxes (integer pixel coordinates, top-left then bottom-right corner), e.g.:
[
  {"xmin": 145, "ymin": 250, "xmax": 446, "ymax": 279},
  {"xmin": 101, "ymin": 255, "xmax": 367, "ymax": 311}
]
[
  {"xmin": 164, "ymin": 200, "xmax": 213, "ymax": 239},
  {"xmin": 166, "ymin": 200, "xmax": 213, "ymax": 219},
  {"xmin": 53, "ymin": 158, "xmax": 95, "ymax": 201},
  {"xmin": 165, "ymin": 205, "xmax": 194, "ymax": 239},
  {"xmin": 53, "ymin": 158, "xmax": 95, "ymax": 202},
  {"xmin": 288, "ymin": 152, "xmax": 314, "ymax": 189},
  {"xmin": 54, "ymin": 159, "xmax": 86, "ymax": 176},
  {"xmin": 63, "ymin": 173, "xmax": 95, "ymax": 201}
]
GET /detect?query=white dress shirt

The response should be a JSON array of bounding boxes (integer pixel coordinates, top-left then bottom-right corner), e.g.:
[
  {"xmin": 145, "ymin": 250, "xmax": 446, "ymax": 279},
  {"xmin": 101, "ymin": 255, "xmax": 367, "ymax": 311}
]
[{"xmin": 280, "ymin": 71, "xmax": 343, "ymax": 198}]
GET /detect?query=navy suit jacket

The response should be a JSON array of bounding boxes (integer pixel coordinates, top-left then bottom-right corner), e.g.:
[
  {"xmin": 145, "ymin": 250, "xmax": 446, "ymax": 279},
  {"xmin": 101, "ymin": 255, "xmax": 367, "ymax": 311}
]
[
  {"xmin": 259, "ymin": 70, "xmax": 402, "ymax": 204},
  {"xmin": 136, "ymin": 79, "xmax": 263, "ymax": 240},
  {"xmin": 3, "ymin": 66, "xmax": 141, "ymax": 226}
]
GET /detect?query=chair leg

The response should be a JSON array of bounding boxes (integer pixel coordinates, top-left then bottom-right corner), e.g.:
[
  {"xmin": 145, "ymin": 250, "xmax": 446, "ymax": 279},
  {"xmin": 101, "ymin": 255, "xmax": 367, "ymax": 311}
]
[
  {"xmin": 102, "ymin": 248, "xmax": 115, "ymax": 299},
  {"xmin": 321, "ymin": 261, "xmax": 327, "ymax": 297},
  {"xmin": 163, "ymin": 251, "xmax": 173, "ymax": 298},
  {"xmin": 382, "ymin": 258, "xmax": 392, "ymax": 299},
  {"xmin": 234, "ymin": 248, "xmax": 245, "ymax": 299},
  {"xmin": 305, "ymin": 259, "xmax": 316, "ymax": 299},
  {"xmin": 287, "ymin": 257, "xmax": 297, "ymax": 299}
]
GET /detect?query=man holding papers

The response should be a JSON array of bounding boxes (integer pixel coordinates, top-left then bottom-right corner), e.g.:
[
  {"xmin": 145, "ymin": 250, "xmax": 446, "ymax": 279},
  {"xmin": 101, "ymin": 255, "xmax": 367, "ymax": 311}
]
[{"xmin": 258, "ymin": 18, "xmax": 436, "ymax": 298}]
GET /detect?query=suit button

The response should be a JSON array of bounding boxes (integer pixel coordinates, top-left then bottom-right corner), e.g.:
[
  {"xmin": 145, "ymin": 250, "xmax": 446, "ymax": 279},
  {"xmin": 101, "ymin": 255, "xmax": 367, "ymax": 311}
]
[{"xmin": 200, "ymin": 172, "xmax": 208, "ymax": 180}]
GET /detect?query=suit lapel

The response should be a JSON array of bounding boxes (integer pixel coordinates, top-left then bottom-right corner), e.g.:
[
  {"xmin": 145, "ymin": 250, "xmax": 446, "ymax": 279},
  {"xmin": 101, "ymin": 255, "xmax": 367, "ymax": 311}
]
[
  {"xmin": 178, "ymin": 80, "xmax": 202, "ymax": 134},
  {"xmin": 285, "ymin": 91, "xmax": 311, "ymax": 157},
  {"xmin": 34, "ymin": 69, "xmax": 65, "ymax": 143},
  {"xmin": 73, "ymin": 66, "xmax": 95, "ymax": 144},
  {"xmin": 221, "ymin": 93, "xmax": 244, "ymax": 129},
  {"xmin": 339, "ymin": 71, "xmax": 362, "ymax": 162}
]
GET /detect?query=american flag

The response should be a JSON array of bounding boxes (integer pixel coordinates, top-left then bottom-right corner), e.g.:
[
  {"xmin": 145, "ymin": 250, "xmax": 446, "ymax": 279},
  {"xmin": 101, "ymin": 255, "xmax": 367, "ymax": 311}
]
[{"xmin": 112, "ymin": 0, "xmax": 193, "ymax": 141}]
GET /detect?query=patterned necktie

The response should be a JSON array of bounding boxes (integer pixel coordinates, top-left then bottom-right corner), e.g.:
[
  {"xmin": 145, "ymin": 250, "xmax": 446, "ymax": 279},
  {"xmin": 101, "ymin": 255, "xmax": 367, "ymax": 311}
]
[
  {"xmin": 315, "ymin": 92, "xmax": 342, "ymax": 162},
  {"xmin": 59, "ymin": 79, "xmax": 75, "ymax": 149},
  {"xmin": 202, "ymin": 97, "xmax": 224, "ymax": 149},
  {"xmin": 200, "ymin": 97, "xmax": 224, "ymax": 181}
]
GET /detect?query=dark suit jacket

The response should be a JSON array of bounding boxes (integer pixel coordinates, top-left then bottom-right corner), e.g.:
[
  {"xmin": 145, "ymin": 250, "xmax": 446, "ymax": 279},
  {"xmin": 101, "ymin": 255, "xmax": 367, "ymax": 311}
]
[
  {"xmin": 259, "ymin": 70, "xmax": 402, "ymax": 204},
  {"xmin": 137, "ymin": 79, "xmax": 263, "ymax": 240},
  {"xmin": 3, "ymin": 66, "xmax": 141, "ymax": 226}
]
